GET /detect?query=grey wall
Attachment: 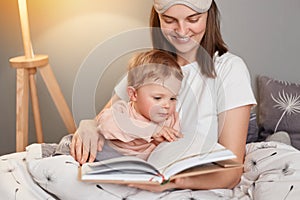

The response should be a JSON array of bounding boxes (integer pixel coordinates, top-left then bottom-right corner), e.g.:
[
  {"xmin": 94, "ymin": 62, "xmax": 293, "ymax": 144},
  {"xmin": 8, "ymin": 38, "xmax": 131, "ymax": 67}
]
[
  {"xmin": 217, "ymin": 0, "xmax": 300, "ymax": 88},
  {"xmin": 1, "ymin": 0, "xmax": 299, "ymax": 155}
]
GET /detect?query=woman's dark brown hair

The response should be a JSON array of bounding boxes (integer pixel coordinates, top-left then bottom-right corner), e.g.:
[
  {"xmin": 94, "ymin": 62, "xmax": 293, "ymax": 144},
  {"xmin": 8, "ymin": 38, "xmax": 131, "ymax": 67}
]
[{"xmin": 150, "ymin": 1, "xmax": 228, "ymax": 78}]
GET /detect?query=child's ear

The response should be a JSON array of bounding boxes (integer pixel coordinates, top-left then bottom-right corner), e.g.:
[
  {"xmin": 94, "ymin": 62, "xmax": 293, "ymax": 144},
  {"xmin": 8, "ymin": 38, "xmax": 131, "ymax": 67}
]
[{"xmin": 127, "ymin": 86, "xmax": 137, "ymax": 101}]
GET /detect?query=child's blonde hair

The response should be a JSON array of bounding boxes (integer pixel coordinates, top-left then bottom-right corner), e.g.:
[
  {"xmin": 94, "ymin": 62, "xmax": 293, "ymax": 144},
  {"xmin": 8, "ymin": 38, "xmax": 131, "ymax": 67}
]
[{"xmin": 127, "ymin": 49, "xmax": 183, "ymax": 89}]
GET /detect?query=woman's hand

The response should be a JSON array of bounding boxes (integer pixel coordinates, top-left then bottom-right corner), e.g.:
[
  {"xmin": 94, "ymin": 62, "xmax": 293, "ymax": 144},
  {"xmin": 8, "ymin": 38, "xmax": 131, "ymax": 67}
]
[{"xmin": 70, "ymin": 119, "xmax": 104, "ymax": 164}]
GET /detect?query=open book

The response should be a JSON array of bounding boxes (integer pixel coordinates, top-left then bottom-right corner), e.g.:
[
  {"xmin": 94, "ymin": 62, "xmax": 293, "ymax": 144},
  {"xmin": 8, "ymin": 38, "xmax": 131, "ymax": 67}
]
[{"xmin": 79, "ymin": 141, "xmax": 242, "ymax": 184}]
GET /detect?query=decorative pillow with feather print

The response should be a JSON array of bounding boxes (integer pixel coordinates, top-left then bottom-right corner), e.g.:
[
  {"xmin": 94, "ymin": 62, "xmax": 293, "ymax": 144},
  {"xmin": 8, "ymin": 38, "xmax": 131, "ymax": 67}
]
[{"xmin": 257, "ymin": 76, "xmax": 300, "ymax": 150}]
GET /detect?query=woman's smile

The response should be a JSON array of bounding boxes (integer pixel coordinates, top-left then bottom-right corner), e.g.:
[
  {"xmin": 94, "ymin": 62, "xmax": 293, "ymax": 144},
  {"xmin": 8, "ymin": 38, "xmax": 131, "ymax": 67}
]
[{"xmin": 172, "ymin": 34, "xmax": 190, "ymax": 43}]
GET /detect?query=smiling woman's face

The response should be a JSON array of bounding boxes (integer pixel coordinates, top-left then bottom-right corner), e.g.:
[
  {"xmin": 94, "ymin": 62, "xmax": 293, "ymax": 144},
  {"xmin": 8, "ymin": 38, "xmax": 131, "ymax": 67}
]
[{"xmin": 158, "ymin": 4, "xmax": 208, "ymax": 58}]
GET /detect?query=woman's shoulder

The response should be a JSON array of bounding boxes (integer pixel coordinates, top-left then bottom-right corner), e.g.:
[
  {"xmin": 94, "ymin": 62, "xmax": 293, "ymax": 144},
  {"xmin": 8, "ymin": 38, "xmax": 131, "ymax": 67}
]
[
  {"xmin": 214, "ymin": 52, "xmax": 245, "ymax": 66},
  {"xmin": 214, "ymin": 51, "xmax": 249, "ymax": 75}
]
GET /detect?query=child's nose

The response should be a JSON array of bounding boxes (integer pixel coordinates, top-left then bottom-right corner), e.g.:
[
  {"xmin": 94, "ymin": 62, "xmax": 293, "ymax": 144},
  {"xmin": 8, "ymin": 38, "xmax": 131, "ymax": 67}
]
[{"xmin": 162, "ymin": 100, "xmax": 170, "ymax": 108}]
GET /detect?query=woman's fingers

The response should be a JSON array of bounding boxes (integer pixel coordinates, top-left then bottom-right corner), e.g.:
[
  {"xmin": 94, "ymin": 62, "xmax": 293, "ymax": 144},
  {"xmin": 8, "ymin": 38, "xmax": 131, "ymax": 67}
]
[
  {"xmin": 97, "ymin": 134, "xmax": 105, "ymax": 152},
  {"xmin": 88, "ymin": 139, "xmax": 98, "ymax": 163},
  {"xmin": 70, "ymin": 134, "xmax": 76, "ymax": 158},
  {"xmin": 70, "ymin": 133, "xmax": 81, "ymax": 161},
  {"xmin": 80, "ymin": 142, "xmax": 90, "ymax": 164},
  {"xmin": 70, "ymin": 119, "xmax": 100, "ymax": 164}
]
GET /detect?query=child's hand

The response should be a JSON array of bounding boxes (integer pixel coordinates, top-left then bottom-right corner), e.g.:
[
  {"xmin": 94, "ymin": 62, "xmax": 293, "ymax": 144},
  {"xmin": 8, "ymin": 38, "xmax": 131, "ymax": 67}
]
[{"xmin": 152, "ymin": 126, "xmax": 183, "ymax": 143}]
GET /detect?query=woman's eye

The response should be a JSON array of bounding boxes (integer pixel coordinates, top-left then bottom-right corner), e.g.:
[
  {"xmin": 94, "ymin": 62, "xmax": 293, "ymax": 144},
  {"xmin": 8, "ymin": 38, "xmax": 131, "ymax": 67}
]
[
  {"xmin": 164, "ymin": 19, "xmax": 174, "ymax": 24},
  {"xmin": 162, "ymin": 17, "xmax": 175, "ymax": 24},
  {"xmin": 188, "ymin": 18, "xmax": 199, "ymax": 23}
]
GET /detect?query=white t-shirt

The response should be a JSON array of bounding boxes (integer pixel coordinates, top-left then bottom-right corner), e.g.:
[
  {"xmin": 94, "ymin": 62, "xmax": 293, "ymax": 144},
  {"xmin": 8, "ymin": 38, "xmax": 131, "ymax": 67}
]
[{"xmin": 114, "ymin": 52, "xmax": 257, "ymax": 153}]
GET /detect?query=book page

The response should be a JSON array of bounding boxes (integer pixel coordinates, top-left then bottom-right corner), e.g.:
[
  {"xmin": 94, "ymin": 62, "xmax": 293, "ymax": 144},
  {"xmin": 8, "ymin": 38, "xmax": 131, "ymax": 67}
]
[
  {"xmin": 81, "ymin": 156, "xmax": 165, "ymax": 183},
  {"xmin": 170, "ymin": 161, "xmax": 243, "ymax": 180},
  {"xmin": 162, "ymin": 149, "xmax": 236, "ymax": 179},
  {"xmin": 81, "ymin": 171, "xmax": 163, "ymax": 183},
  {"xmin": 147, "ymin": 131, "xmax": 224, "ymax": 172},
  {"xmin": 82, "ymin": 156, "xmax": 159, "ymax": 176}
]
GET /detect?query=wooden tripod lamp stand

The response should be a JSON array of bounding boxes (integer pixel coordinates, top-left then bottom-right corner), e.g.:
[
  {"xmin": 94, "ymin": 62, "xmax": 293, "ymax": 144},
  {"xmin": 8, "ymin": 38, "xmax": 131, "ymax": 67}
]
[{"xmin": 9, "ymin": 0, "xmax": 77, "ymax": 152}]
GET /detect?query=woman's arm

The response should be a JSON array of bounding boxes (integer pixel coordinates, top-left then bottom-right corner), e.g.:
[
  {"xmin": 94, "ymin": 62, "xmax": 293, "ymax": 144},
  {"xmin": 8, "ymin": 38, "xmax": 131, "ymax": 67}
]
[
  {"xmin": 129, "ymin": 105, "xmax": 251, "ymax": 192},
  {"xmin": 174, "ymin": 105, "xmax": 251, "ymax": 190}
]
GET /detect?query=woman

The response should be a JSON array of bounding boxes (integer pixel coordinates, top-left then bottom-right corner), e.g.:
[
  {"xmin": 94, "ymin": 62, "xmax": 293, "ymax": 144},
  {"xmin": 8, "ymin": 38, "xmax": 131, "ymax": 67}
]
[{"xmin": 71, "ymin": 0, "xmax": 256, "ymax": 191}]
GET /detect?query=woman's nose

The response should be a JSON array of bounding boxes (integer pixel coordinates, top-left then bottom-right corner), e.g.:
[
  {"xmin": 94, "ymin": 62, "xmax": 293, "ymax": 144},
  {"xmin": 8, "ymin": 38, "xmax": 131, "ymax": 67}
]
[{"xmin": 175, "ymin": 21, "xmax": 188, "ymax": 36}]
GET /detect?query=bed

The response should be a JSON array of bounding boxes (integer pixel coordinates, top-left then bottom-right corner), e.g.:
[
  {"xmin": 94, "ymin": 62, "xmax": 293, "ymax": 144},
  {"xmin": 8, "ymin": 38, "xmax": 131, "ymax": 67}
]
[{"xmin": 1, "ymin": 75, "xmax": 300, "ymax": 199}]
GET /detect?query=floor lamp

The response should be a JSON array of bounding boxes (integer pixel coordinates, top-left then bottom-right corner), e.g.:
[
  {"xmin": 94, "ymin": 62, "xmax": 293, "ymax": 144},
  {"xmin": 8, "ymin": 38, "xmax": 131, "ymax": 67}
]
[{"xmin": 9, "ymin": 0, "xmax": 77, "ymax": 152}]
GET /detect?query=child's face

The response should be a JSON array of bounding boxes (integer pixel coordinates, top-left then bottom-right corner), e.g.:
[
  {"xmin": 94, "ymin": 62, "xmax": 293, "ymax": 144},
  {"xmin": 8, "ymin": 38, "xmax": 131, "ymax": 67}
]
[{"xmin": 133, "ymin": 84, "xmax": 178, "ymax": 123}]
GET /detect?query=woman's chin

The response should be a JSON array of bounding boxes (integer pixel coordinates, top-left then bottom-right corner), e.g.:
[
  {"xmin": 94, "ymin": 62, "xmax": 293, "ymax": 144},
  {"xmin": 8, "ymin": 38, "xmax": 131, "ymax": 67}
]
[{"xmin": 172, "ymin": 43, "xmax": 198, "ymax": 55}]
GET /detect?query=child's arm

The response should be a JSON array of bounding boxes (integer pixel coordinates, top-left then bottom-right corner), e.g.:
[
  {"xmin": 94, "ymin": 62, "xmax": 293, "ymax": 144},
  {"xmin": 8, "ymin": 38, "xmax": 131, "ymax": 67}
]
[{"xmin": 98, "ymin": 100, "xmax": 160, "ymax": 142}]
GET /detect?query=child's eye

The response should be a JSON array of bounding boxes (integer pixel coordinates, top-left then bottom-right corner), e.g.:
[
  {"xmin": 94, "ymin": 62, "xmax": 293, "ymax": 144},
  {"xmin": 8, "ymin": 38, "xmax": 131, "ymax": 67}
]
[
  {"xmin": 170, "ymin": 97, "xmax": 177, "ymax": 101},
  {"xmin": 153, "ymin": 97, "xmax": 161, "ymax": 100}
]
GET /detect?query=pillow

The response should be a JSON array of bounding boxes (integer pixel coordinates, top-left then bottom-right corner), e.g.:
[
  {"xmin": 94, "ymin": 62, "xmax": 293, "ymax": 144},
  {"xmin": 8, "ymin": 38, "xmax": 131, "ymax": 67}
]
[
  {"xmin": 27, "ymin": 155, "xmax": 113, "ymax": 200},
  {"xmin": 246, "ymin": 111, "xmax": 259, "ymax": 143},
  {"xmin": 257, "ymin": 75, "xmax": 300, "ymax": 150}
]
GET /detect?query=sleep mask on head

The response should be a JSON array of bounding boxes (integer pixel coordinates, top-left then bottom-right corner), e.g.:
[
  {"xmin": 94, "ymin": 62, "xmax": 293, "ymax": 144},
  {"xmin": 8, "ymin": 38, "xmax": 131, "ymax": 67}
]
[{"xmin": 154, "ymin": 0, "xmax": 212, "ymax": 13}]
